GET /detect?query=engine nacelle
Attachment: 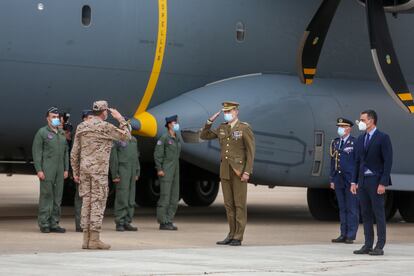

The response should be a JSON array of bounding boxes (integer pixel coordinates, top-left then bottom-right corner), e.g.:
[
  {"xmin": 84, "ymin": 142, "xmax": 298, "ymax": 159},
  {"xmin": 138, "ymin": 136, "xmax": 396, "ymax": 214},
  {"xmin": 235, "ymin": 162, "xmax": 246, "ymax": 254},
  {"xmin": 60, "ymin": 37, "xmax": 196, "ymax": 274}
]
[{"xmin": 357, "ymin": 0, "xmax": 414, "ymax": 13}]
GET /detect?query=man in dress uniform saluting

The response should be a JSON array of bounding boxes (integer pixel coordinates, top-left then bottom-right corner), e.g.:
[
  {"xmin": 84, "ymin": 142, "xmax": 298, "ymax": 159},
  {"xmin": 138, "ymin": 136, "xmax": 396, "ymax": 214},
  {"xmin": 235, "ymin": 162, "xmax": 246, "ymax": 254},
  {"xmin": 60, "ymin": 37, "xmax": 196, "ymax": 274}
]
[
  {"xmin": 351, "ymin": 110, "xmax": 393, "ymax": 256},
  {"xmin": 32, "ymin": 107, "xmax": 69, "ymax": 233},
  {"xmin": 329, "ymin": 118, "xmax": 358, "ymax": 244},
  {"xmin": 200, "ymin": 102, "xmax": 255, "ymax": 246}
]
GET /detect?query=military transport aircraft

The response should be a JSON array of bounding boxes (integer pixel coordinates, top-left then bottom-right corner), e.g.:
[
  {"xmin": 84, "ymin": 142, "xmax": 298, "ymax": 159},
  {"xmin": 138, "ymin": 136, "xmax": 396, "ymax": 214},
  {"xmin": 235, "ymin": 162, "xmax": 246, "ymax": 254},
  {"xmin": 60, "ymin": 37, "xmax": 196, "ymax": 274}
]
[{"xmin": 0, "ymin": 0, "xmax": 413, "ymax": 222}]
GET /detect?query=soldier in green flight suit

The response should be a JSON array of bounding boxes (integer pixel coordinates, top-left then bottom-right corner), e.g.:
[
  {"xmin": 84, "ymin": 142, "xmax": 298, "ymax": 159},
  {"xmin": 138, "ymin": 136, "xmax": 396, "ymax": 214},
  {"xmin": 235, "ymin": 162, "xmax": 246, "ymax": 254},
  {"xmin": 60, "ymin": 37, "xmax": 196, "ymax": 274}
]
[
  {"xmin": 32, "ymin": 107, "xmax": 69, "ymax": 233},
  {"xmin": 110, "ymin": 121, "xmax": 140, "ymax": 232},
  {"xmin": 154, "ymin": 115, "xmax": 181, "ymax": 231}
]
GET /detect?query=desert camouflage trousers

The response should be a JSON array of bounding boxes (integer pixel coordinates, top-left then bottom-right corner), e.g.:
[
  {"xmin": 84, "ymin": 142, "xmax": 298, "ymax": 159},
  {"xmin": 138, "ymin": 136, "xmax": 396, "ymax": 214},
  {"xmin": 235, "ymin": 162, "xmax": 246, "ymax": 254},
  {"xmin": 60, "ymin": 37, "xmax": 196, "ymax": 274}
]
[{"xmin": 79, "ymin": 174, "xmax": 109, "ymax": 232}]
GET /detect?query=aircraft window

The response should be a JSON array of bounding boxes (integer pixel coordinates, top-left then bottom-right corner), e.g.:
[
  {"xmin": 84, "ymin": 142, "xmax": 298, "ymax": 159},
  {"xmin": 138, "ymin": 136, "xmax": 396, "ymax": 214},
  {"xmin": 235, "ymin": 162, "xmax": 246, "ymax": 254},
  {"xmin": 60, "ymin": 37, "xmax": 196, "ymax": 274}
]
[
  {"xmin": 82, "ymin": 5, "xmax": 91, "ymax": 26},
  {"xmin": 236, "ymin": 22, "xmax": 245, "ymax": 42}
]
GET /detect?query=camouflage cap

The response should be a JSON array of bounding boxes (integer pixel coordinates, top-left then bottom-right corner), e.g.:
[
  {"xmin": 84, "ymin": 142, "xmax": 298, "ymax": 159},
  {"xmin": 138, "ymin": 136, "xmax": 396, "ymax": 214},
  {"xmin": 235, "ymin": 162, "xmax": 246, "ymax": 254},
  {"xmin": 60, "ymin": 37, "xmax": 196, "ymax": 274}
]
[
  {"xmin": 222, "ymin": 101, "xmax": 240, "ymax": 111},
  {"xmin": 92, "ymin": 100, "xmax": 109, "ymax": 111}
]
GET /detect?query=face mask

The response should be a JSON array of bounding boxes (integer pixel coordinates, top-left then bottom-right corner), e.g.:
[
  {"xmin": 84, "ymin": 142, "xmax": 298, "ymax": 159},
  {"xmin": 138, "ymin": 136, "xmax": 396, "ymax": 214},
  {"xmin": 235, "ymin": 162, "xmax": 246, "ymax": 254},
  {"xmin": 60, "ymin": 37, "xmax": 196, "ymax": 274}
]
[
  {"xmin": 51, "ymin": 118, "xmax": 61, "ymax": 127},
  {"xmin": 358, "ymin": 121, "xmax": 367, "ymax": 131},
  {"xmin": 173, "ymin": 123, "xmax": 180, "ymax": 132},
  {"xmin": 224, "ymin": 113, "xmax": 233, "ymax": 122},
  {"xmin": 337, "ymin": 127, "xmax": 346, "ymax": 137}
]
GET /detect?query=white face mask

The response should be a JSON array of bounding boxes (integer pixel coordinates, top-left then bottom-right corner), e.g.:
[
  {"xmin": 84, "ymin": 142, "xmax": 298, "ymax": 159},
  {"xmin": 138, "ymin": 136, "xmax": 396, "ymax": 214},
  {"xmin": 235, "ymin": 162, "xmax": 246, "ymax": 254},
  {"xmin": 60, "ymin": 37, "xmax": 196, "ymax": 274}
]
[
  {"xmin": 224, "ymin": 113, "xmax": 233, "ymax": 122},
  {"xmin": 337, "ymin": 127, "xmax": 346, "ymax": 137},
  {"xmin": 357, "ymin": 121, "xmax": 367, "ymax": 131}
]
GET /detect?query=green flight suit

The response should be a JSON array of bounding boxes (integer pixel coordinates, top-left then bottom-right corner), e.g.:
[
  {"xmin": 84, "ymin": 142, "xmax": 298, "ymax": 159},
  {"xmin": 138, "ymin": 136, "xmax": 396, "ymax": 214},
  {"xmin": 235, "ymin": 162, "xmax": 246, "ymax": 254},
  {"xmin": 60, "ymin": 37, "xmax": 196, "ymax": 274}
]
[
  {"xmin": 32, "ymin": 125, "xmax": 69, "ymax": 229},
  {"xmin": 110, "ymin": 136, "xmax": 141, "ymax": 226},
  {"xmin": 154, "ymin": 132, "xmax": 181, "ymax": 224}
]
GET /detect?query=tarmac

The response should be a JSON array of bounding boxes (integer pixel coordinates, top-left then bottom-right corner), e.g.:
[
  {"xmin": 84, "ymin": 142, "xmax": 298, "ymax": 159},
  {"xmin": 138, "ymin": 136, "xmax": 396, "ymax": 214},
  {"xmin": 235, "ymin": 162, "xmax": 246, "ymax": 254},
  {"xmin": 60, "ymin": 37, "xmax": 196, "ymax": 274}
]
[{"xmin": 0, "ymin": 174, "xmax": 413, "ymax": 275}]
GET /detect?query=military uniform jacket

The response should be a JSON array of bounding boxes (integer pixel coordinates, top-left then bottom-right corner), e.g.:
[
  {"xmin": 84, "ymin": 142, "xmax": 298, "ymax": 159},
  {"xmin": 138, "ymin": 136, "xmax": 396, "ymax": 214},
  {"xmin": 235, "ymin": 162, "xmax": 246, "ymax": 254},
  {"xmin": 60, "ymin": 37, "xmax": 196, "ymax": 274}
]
[
  {"xmin": 329, "ymin": 136, "xmax": 356, "ymax": 186},
  {"xmin": 200, "ymin": 120, "xmax": 255, "ymax": 180},
  {"xmin": 71, "ymin": 117, "xmax": 131, "ymax": 177},
  {"xmin": 154, "ymin": 132, "xmax": 181, "ymax": 179},
  {"xmin": 32, "ymin": 125, "xmax": 69, "ymax": 181},
  {"xmin": 110, "ymin": 136, "xmax": 141, "ymax": 179}
]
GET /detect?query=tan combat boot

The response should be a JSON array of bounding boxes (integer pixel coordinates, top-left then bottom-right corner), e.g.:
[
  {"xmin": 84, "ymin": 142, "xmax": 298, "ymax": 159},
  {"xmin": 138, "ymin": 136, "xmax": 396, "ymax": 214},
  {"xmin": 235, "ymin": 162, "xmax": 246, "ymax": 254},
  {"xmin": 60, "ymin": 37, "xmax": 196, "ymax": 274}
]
[
  {"xmin": 82, "ymin": 230, "xmax": 90, "ymax": 249},
  {"xmin": 89, "ymin": 231, "xmax": 111, "ymax": 250}
]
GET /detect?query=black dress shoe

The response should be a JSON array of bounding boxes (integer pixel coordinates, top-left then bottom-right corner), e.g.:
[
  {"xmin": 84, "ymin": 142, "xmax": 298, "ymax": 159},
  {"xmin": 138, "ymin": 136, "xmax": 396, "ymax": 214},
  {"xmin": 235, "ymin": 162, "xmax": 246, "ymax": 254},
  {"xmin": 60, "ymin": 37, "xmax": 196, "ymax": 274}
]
[
  {"xmin": 116, "ymin": 224, "xmax": 125, "ymax": 232},
  {"xmin": 331, "ymin": 236, "xmax": 346, "ymax": 243},
  {"xmin": 369, "ymin": 248, "xmax": 384, "ymax": 256},
  {"xmin": 344, "ymin": 239, "xmax": 354, "ymax": 244},
  {"xmin": 168, "ymin": 222, "xmax": 178, "ymax": 230},
  {"xmin": 216, "ymin": 237, "xmax": 233, "ymax": 245},
  {"xmin": 50, "ymin": 226, "xmax": 66, "ymax": 233},
  {"xmin": 159, "ymin": 223, "xmax": 176, "ymax": 231},
  {"xmin": 40, "ymin": 227, "xmax": 50, "ymax": 233},
  {"xmin": 229, "ymin": 239, "xmax": 242, "ymax": 246},
  {"xmin": 353, "ymin": 245, "xmax": 373, "ymax": 254},
  {"xmin": 124, "ymin": 224, "xmax": 138, "ymax": 231}
]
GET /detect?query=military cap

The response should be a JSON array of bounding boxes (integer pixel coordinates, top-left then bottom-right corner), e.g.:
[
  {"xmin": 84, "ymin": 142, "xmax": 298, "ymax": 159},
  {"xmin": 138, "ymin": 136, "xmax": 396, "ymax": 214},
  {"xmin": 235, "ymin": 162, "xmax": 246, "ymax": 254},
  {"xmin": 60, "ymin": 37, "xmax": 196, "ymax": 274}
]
[
  {"xmin": 47, "ymin": 107, "xmax": 59, "ymax": 115},
  {"xmin": 81, "ymin": 109, "xmax": 93, "ymax": 119},
  {"xmin": 336, "ymin": 117, "xmax": 354, "ymax": 127},
  {"xmin": 92, "ymin": 100, "xmax": 109, "ymax": 111},
  {"xmin": 222, "ymin": 101, "xmax": 240, "ymax": 111},
  {"xmin": 165, "ymin": 115, "xmax": 178, "ymax": 127}
]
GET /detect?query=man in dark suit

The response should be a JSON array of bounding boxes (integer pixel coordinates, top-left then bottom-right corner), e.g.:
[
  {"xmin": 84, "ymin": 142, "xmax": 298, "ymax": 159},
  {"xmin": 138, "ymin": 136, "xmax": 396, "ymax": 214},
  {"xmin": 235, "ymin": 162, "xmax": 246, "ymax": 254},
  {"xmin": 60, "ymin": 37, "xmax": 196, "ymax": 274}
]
[{"xmin": 351, "ymin": 110, "xmax": 393, "ymax": 256}]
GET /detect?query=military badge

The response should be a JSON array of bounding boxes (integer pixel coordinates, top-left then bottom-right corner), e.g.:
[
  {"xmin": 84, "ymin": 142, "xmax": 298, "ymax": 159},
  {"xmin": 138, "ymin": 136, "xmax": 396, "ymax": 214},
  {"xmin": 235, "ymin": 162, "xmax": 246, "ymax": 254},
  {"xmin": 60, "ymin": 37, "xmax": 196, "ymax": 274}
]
[
  {"xmin": 157, "ymin": 140, "xmax": 163, "ymax": 145},
  {"xmin": 119, "ymin": 141, "xmax": 127, "ymax": 148},
  {"xmin": 47, "ymin": 133, "xmax": 54, "ymax": 140},
  {"xmin": 343, "ymin": 147, "xmax": 354, "ymax": 153},
  {"xmin": 232, "ymin": 131, "xmax": 243, "ymax": 140},
  {"xmin": 168, "ymin": 140, "xmax": 173, "ymax": 145}
]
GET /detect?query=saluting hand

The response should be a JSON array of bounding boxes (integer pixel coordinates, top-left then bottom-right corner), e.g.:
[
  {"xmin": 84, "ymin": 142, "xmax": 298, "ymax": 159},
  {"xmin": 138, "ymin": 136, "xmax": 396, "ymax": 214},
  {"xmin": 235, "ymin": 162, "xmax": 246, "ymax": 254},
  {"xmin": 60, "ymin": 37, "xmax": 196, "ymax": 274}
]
[
  {"xmin": 209, "ymin": 111, "xmax": 221, "ymax": 122},
  {"xmin": 109, "ymin": 108, "xmax": 124, "ymax": 122}
]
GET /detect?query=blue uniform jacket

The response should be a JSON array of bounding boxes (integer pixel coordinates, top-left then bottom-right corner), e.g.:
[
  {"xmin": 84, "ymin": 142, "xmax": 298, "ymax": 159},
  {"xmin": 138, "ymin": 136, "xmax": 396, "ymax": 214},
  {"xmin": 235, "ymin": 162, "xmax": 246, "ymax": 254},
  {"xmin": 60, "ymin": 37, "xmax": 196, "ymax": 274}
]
[
  {"xmin": 352, "ymin": 129, "xmax": 393, "ymax": 186},
  {"xmin": 330, "ymin": 136, "xmax": 356, "ymax": 186}
]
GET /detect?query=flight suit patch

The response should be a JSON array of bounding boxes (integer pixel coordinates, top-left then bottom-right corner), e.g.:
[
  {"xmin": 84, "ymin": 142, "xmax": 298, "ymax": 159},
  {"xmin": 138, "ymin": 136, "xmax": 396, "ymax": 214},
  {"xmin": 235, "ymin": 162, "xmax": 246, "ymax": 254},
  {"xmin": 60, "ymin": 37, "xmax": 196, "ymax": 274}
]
[
  {"xmin": 119, "ymin": 141, "xmax": 127, "ymax": 148},
  {"xmin": 168, "ymin": 140, "xmax": 173, "ymax": 145},
  {"xmin": 157, "ymin": 140, "xmax": 163, "ymax": 145},
  {"xmin": 47, "ymin": 133, "xmax": 54, "ymax": 140}
]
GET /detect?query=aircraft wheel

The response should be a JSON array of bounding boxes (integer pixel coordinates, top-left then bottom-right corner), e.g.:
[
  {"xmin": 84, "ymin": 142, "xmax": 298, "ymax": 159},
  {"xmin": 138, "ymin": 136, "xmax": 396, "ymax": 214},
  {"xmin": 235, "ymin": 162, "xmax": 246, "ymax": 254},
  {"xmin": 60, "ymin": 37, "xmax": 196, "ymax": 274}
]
[
  {"xmin": 307, "ymin": 188, "xmax": 339, "ymax": 221},
  {"xmin": 136, "ymin": 169, "xmax": 160, "ymax": 207},
  {"xmin": 397, "ymin": 191, "xmax": 414, "ymax": 223},
  {"xmin": 182, "ymin": 179, "xmax": 219, "ymax": 207}
]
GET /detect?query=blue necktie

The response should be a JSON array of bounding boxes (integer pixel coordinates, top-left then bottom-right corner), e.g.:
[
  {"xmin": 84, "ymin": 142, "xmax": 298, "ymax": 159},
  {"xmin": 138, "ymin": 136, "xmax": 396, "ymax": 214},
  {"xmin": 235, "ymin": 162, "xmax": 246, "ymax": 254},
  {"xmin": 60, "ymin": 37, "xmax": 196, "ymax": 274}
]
[{"xmin": 364, "ymin": 133, "xmax": 370, "ymax": 149}]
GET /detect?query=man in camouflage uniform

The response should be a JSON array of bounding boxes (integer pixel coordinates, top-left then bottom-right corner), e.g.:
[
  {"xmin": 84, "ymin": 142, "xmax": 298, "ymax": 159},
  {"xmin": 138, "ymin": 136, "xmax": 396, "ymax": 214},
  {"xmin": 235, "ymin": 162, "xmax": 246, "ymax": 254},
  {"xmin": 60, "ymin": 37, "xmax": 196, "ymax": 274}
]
[
  {"xmin": 74, "ymin": 109, "xmax": 94, "ymax": 232},
  {"xmin": 200, "ymin": 102, "xmax": 255, "ymax": 246},
  {"xmin": 71, "ymin": 101, "xmax": 130, "ymax": 250},
  {"xmin": 32, "ymin": 107, "xmax": 69, "ymax": 233},
  {"xmin": 154, "ymin": 115, "xmax": 181, "ymax": 231},
  {"xmin": 110, "ymin": 128, "xmax": 140, "ymax": 232}
]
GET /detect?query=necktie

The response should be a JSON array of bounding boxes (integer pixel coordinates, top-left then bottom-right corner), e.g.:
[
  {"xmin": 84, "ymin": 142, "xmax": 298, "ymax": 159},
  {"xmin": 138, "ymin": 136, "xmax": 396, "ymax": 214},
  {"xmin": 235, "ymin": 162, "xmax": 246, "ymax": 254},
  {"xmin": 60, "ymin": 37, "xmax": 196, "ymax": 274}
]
[
  {"xmin": 364, "ymin": 133, "xmax": 370, "ymax": 148},
  {"xmin": 339, "ymin": 139, "xmax": 344, "ymax": 149}
]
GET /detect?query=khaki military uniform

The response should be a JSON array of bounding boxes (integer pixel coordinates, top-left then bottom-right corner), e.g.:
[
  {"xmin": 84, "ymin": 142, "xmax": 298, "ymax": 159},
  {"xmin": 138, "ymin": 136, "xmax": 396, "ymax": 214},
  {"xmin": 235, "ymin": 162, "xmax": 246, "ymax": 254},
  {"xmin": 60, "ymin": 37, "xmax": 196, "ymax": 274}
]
[
  {"xmin": 200, "ymin": 119, "xmax": 255, "ymax": 241},
  {"xmin": 71, "ymin": 117, "xmax": 130, "ymax": 232},
  {"xmin": 32, "ymin": 126, "xmax": 69, "ymax": 230}
]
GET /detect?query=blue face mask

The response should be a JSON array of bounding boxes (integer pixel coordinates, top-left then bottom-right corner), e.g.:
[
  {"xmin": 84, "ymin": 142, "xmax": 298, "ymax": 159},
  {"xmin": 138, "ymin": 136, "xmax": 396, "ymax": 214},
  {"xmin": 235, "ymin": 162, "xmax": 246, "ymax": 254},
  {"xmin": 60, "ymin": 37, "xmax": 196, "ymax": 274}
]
[
  {"xmin": 224, "ymin": 113, "xmax": 233, "ymax": 122},
  {"xmin": 51, "ymin": 118, "xmax": 61, "ymax": 127},
  {"xmin": 337, "ymin": 127, "xmax": 346, "ymax": 137},
  {"xmin": 173, "ymin": 123, "xmax": 180, "ymax": 132}
]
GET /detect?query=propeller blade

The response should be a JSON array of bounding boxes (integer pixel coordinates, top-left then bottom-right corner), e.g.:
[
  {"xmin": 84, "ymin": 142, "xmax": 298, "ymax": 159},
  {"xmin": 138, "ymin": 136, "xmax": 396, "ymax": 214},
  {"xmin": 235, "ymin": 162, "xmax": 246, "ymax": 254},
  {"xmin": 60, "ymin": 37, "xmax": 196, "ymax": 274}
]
[
  {"xmin": 366, "ymin": 0, "xmax": 414, "ymax": 113},
  {"xmin": 297, "ymin": 0, "xmax": 341, "ymax": 85}
]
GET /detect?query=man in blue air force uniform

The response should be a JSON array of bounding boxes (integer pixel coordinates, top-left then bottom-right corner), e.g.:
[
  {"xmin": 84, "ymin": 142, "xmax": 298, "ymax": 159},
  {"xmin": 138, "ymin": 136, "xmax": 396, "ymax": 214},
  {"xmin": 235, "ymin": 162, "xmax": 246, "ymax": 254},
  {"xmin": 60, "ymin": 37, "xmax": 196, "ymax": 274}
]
[{"xmin": 329, "ymin": 118, "xmax": 359, "ymax": 244}]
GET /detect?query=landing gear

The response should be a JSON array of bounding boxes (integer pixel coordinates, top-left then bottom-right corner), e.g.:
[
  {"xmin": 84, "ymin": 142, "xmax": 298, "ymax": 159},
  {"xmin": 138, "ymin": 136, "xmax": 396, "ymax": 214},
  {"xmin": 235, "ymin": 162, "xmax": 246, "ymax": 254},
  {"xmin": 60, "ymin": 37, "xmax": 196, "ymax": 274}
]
[
  {"xmin": 396, "ymin": 191, "xmax": 414, "ymax": 223},
  {"xmin": 181, "ymin": 161, "xmax": 220, "ymax": 207},
  {"xmin": 135, "ymin": 162, "xmax": 220, "ymax": 207},
  {"xmin": 307, "ymin": 188, "xmax": 339, "ymax": 221}
]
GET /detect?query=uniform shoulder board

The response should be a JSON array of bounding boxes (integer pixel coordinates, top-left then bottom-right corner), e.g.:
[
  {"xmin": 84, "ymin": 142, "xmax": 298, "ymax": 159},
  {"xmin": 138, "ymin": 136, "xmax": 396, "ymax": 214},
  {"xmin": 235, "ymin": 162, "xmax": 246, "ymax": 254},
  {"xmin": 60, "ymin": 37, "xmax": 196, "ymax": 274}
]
[{"xmin": 240, "ymin": 122, "xmax": 251, "ymax": 127}]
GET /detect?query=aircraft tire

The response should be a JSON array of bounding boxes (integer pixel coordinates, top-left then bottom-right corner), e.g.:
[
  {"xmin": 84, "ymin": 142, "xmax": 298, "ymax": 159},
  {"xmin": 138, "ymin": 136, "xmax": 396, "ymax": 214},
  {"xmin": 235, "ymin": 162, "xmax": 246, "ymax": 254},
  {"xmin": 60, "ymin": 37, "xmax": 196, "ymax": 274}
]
[
  {"xmin": 136, "ymin": 170, "xmax": 160, "ymax": 207},
  {"xmin": 182, "ymin": 179, "xmax": 219, "ymax": 207},
  {"xmin": 307, "ymin": 188, "xmax": 339, "ymax": 221}
]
